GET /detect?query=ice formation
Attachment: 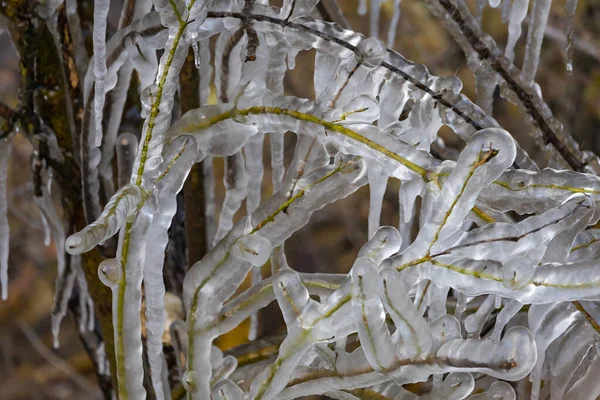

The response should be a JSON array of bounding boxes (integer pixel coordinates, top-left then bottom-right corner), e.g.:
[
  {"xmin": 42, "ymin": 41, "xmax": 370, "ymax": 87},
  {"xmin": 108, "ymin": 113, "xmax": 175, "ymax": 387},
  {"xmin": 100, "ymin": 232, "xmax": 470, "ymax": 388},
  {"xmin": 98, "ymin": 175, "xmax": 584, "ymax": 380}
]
[{"xmin": 0, "ymin": 0, "xmax": 598, "ymax": 399}]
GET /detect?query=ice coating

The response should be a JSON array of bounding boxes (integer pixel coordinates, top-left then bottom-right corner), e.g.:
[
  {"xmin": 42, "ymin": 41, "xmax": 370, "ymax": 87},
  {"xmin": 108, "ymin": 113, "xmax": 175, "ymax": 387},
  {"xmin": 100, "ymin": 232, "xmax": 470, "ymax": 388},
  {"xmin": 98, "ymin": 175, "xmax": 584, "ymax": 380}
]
[
  {"xmin": 351, "ymin": 258, "xmax": 396, "ymax": 370},
  {"xmin": 98, "ymin": 258, "xmax": 121, "ymax": 288},
  {"xmin": 29, "ymin": 0, "xmax": 600, "ymax": 398},
  {"xmin": 437, "ymin": 327, "xmax": 537, "ymax": 381},
  {"xmin": 355, "ymin": 37, "xmax": 386, "ymax": 69},
  {"xmin": 380, "ymin": 268, "xmax": 432, "ymax": 356},
  {"xmin": 65, "ymin": 184, "xmax": 144, "ymax": 255},
  {"xmin": 231, "ymin": 234, "xmax": 272, "ymax": 267}
]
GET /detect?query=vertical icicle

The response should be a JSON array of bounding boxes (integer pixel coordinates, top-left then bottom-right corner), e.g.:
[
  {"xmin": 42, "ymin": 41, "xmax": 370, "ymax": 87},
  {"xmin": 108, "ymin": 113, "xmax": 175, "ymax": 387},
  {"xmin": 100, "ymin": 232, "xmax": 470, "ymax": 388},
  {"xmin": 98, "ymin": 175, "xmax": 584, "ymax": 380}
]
[
  {"xmin": 270, "ymin": 133, "xmax": 285, "ymax": 194},
  {"xmin": 387, "ymin": 0, "xmax": 403, "ymax": 48},
  {"xmin": 358, "ymin": 0, "xmax": 368, "ymax": 16},
  {"xmin": 213, "ymin": 154, "xmax": 248, "ymax": 246},
  {"xmin": 521, "ymin": 0, "xmax": 552, "ymax": 87},
  {"xmin": 367, "ymin": 165, "xmax": 388, "ymax": 239},
  {"xmin": 505, "ymin": 0, "xmax": 529, "ymax": 62},
  {"xmin": 33, "ymin": 166, "xmax": 71, "ymax": 348},
  {"xmin": 491, "ymin": 299, "xmax": 523, "ymax": 341},
  {"xmin": 92, "ymin": 0, "xmax": 110, "ymax": 147},
  {"xmin": 565, "ymin": 0, "xmax": 578, "ymax": 73},
  {"xmin": 369, "ymin": 0, "xmax": 381, "ymax": 39},
  {"xmin": 203, "ymin": 157, "xmax": 217, "ymax": 250},
  {"xmin": 0, "ymin": 140, "xmax": 10, "ymax": 300},
  {"xmin": 501, "ymin": 0, "xmax": 512, "ymax": 23},
  {"xmin": 475, "ymin": 0, "xmax": 487, "ymax": 26},
  {"xmin": 245, "ymin": 133, "xmax": 264, "ymax": 215},
  {"xmin": 116, "ymin": 132, "xmax": 138, "ymax": 189},
  {"xmin": 464, "ymin": 294, "xmax": 496, "ymax": 337}
]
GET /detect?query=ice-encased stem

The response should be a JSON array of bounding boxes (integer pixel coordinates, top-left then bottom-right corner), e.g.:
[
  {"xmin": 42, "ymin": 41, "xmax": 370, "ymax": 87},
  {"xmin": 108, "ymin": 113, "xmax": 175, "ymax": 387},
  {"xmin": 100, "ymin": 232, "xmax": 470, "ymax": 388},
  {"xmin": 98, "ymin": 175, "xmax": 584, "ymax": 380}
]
[
  {"xmin": 112, "ymin": 204, "xmax": 153, "ymax": 400},
  {"xmin": 144, "ymin": 137, "xmax": 198, "ymax": 400},
  {"xmin": 65, "ymin": 184, "xmax": 144, "ymax": 255},
  {"xmin": 0, "ymin": 140, "xmax": 10, "ymax": 300}
]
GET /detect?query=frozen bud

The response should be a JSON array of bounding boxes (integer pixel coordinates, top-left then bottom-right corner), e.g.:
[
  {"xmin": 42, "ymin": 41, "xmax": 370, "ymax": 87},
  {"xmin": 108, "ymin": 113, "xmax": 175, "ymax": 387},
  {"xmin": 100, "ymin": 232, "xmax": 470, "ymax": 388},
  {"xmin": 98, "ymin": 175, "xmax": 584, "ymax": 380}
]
[
  {"xmin": 333, "ymin": 95, "xmax": 380, "ymax": 125},
  {"xmin": 231, "ymin": 234, "xmax": 272, "ymax": 266},
  {"xmin": 502, "ymin": 257, "xmax": 535, "ymax": 289},
  {"xmin": 468, "ymin": 381, "xmax": 516, "ymax": 399},
  {"xmin": 212, "ymin": 379, "xmax": 244, "ymax": 400},
  {"xmin": 430, "ymin": 75, "xmax": 463, "ymax": 96},
  {"xmin": 98, "ymin": 259, "xmax": 121, "ymax": 288},
  {"xmin": 65, "ymin": 234, "xmax": 85, "ymax": 255},
  {"xmin": 430, "ymin": 315, "xmax": 462, "ymax": 352},
  {"xmin": 274, "ymin": 270, "xmax": 311, "ymax": 325},
  {"xmin": 507, "ymin": 172, "xmax": 533, "ymax": 190},
  {"xmin": 182, "ymin": 370, "xmax": 197, "ymax": 393},
  {"xmin": 355, "ymin": 37, "xmax": 386, "ymax": 69},
  {"xmin": 359, "ymin": 226, "xmax": 402, "ymax": 263},
  {"xmin": 439, "ymin": 372, "xmax": 474, "ymax": 399},
  {"xmin": 140, "ymin": 84, "xmax": 158, "ymax": 118}
]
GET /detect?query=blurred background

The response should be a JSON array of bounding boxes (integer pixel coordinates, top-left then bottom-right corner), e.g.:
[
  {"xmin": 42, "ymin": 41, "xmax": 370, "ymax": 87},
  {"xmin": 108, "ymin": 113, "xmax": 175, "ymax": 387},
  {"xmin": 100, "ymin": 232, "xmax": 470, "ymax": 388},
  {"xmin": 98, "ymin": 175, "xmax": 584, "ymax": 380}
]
[{"xmin": 0, "ymin": 0, "xmax": 598, "ymax": 398}]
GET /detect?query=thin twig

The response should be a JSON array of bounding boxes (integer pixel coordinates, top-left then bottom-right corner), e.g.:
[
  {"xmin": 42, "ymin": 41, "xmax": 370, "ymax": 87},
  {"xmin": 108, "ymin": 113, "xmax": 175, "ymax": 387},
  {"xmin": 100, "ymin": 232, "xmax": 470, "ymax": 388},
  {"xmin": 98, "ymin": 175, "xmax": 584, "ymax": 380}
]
[{"xmin": 16, "ymin": 320, "xmax": 97, "ymax": 393}]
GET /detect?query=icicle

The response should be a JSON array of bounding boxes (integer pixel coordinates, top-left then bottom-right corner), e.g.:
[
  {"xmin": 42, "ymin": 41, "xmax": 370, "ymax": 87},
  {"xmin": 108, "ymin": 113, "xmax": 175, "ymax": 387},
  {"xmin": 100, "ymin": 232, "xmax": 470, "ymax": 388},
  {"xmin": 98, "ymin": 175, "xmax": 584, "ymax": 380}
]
[
  {"xmin": 33, "ymin": 165, "xmax": 71, "ymax": 348},
  {"xmin": 192, "ymin": 39, "xmax": 200, "ymax": 69},
  {"xmin": 476, "ymin": 0, "xmax": 487, "ymax": 26},
  {"xmin": 380, "ymin": 268, "xmax": 432, "ymax": 357},
  {"xmin": 41, "ymin": 214, "xmax": 51, "ymax": 246},
  {"xmin": 464, "ymin": 295, "xmax": 496, "ymax": 337},
  {"xmin": 245, "ymin": 133, "xmax": 265, "ymax": 214},
  {"xmin": 358, "ymin": 0, "xmax": 368, "ymax": 16},
  {"xmin": 489, "ymin": 0, "xmax": 501, "ymax": 8},
  {"xmin": 270, "ymin": 133, "xmax": 285, "ymax": 193},
  {"xmin": 116, "ymin": 132, "xmax": 138, "ymax": 189},
  {"xmin": 213, "ymin": 153, "xmax": 248, "ymax": 246},
  {"xmin": 491, "ymin": 299, "xmax": 523, "ymax": 341},
  {"xmin": 248, "ymin": 265, "xmax": 261, "ymax": 341},
  {"xmin": 521, "ymin": 0, "xmax": 552, "ymax": 87},
  {"xmin": 565, "ymin": 0, "xmax": 578, "ymax": 73},
  {"xmin": 387, "ymin": 0, "xmax": 403, "ymax": 48},
  {"xmin": 92, "ymin": 0, "xmax": 110, "ymax": 147},
  {"xmin": 367, "ymin": 164, "xmax": 388, "ymax": 239},
  {"xmin": 0, "ymin": 140, "xmax": 10, "ymax": 300},
  {"xmin": 203, "ymin": 157, "xmax": 217, "ymax": 249},
  {"xmin": 501, "ymin": 0, "xmax": 512, "ymax": 23},
  {"xmin": 505, "ymin": 0, "xmax": 529, "ymax": 62},
  {"xmin": 369, "ymin": 0, "xmax": 381, "ymax": 39}
]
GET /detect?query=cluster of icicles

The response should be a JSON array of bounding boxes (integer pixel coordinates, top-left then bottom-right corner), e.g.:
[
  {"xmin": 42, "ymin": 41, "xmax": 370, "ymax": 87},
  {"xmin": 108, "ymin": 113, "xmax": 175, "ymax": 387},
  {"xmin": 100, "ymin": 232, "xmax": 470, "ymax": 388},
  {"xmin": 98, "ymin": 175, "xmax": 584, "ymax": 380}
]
[{"xmin": 1, "ymin": 0, "xmax": 599, "ymax": 399}]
